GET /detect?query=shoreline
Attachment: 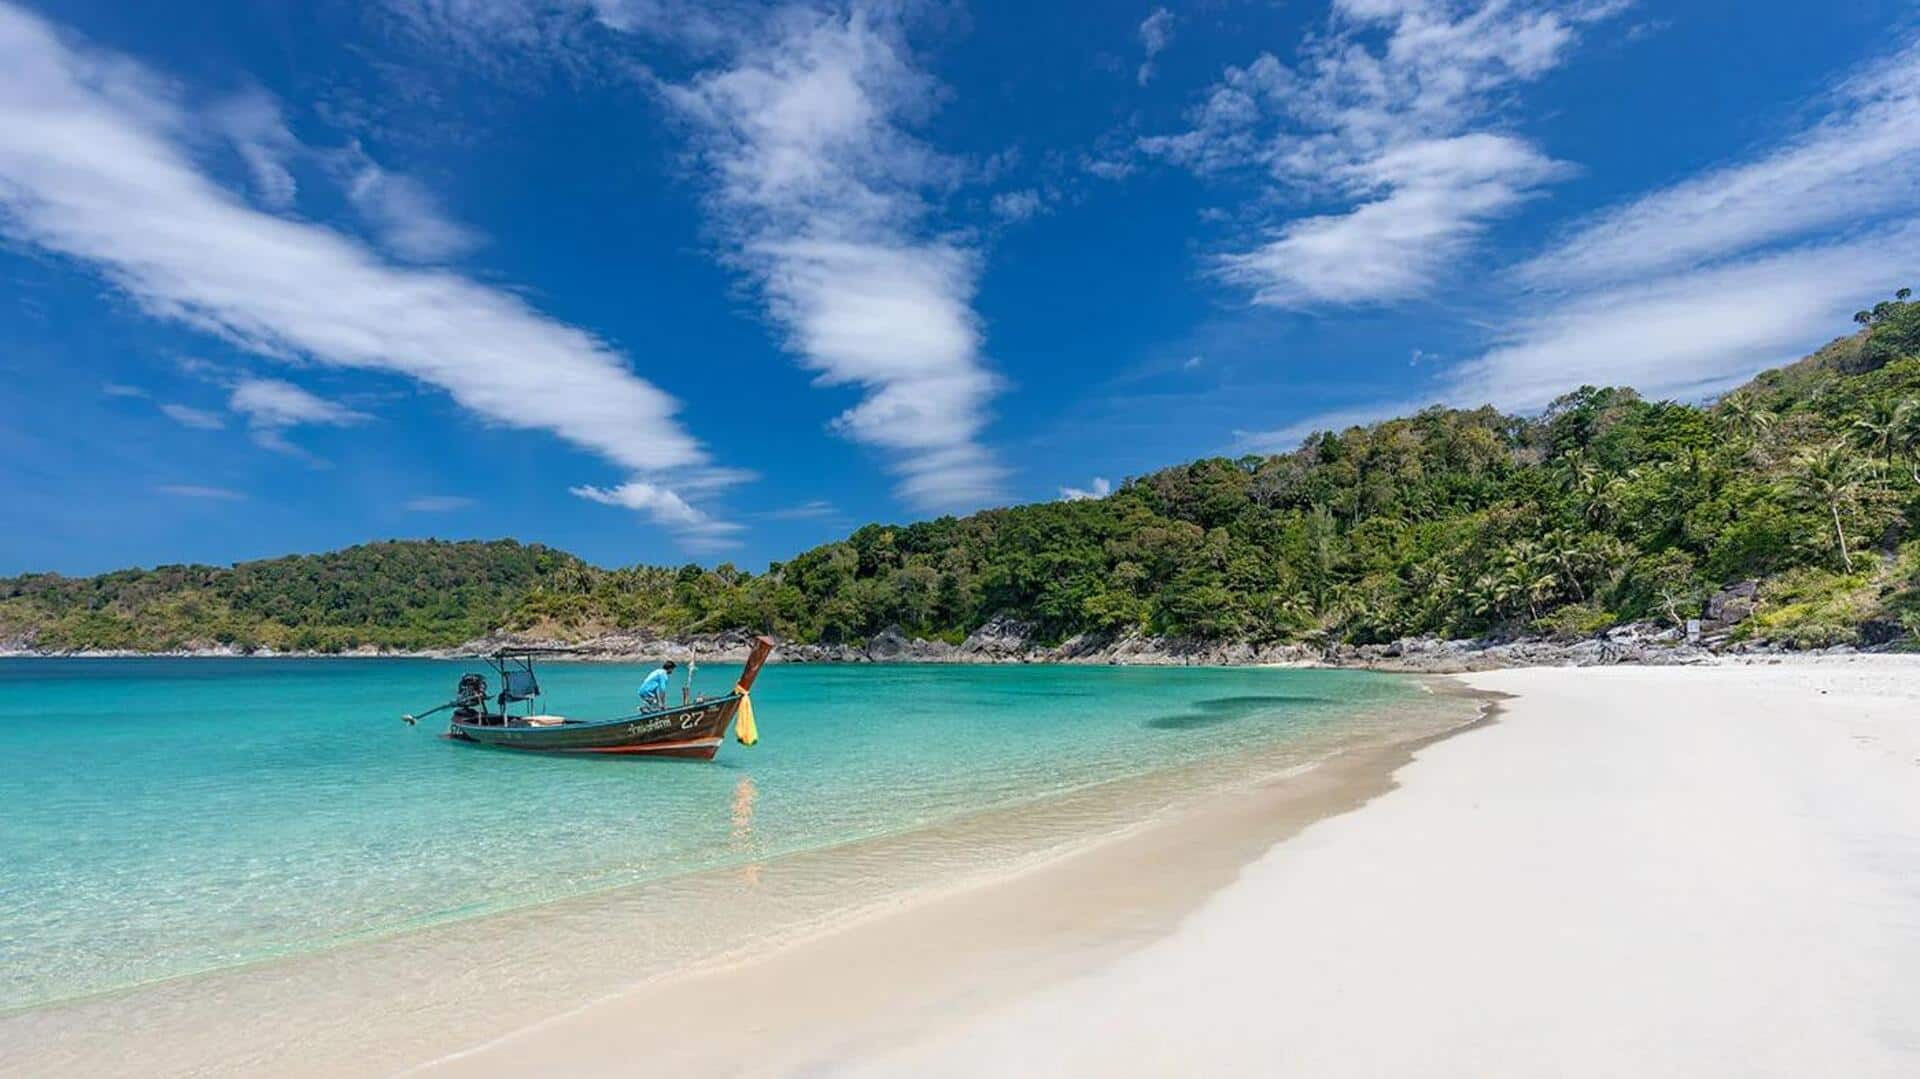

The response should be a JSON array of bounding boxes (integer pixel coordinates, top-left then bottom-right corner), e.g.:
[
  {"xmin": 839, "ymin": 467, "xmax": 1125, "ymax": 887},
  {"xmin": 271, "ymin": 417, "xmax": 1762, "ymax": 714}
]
[
  {"xmin": 0, "ymin": 672, "xmax": 1482, "ymax": 1076},
  {"xmin": 418, "ymin": 677, "xmax": 1502, "ymax": 1078},
  {"xmin": 4, "ymin": 635, "xmax": 1901, "ymax": 672},
  {"xmin": 425, "ymin": 655, "xmax": 1920, "ymax": 1077},
  {"xmin": 8, "ymin": 658, "xmax": 1915, "ymax": 1074}
]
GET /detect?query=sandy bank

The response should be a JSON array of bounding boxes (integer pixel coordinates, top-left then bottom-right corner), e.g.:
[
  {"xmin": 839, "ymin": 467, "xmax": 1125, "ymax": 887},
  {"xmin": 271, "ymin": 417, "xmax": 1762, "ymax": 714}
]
[{"xmin": 429, "ymin": 657, "xmax": 1920, "ymax": 1077}]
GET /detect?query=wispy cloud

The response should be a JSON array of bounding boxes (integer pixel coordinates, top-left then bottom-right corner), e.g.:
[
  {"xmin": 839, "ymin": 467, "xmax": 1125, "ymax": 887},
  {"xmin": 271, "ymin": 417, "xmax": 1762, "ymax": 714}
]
[
  {"xmin": 1242, "ymin": 222, "xmax": 1920, "ymax": 448},
  {"xmin": 1137, "ymin": 7, "xmax": 1175, "ymax": 87},
  {"xmin": 338, "ymin": 143, "xmax": 485, "ymax": 262},
  {"xmin": 1458, "ymin": 225, "xmax": 1920, "ymax": 411},
  {"xmin": 990, "ymin": 187, "xmax": 1047, "ymax": 223},
  {"xmin": 571, "ymin": 480, "xmax": 744, "ymax": 550},
  {"xmin": 155, "ymin": 483, "xmax": 245, "ymax": 501},
  {"xmin": 662, "ymin": 4, "xmax": 1005, "ymax": 512},
  {"xmin": 158, "ymin": 402, "xmax": 226, "ymax": 430},
  {"xmin": 1517, "ymin": 37, "xmax": 1920, "ymax": 290},
  {"xmin": 1144, "ymin": 0, "xmax": 1618, "ymax": 307},
  {"xmin": 227, "ymin": 377, "xmax": 368, "ymax": 455},
  {"xmin": 208, "ymin": 87, "xmax": 300, "ymax": 209},
  {"xmin": 1460, "ymin": 38, "xmax": 1920, "ymax": 410},
  {"xmin": 101, "ymin": 382, "xmax": 146, "ymax": 398},
  {"xmin": 1235, "ymin": 23, "xmax": 1920, "ymax": 445},
  {"xmin": 761, "ymin": 498, "xmax": 837, "ymax": 520},
  {"xmin": 1217, "ymin": 134, "xmax": 1568, "ymax": 307},
  {"xmin": 1059, "ymin": 476, "xmax": 1112, "ymax": 501},
  {"xmin": 0, "ymin": 3, "xmax": 735, "ymax": 543},
  {"xmin": 404, "ymin": 494, "xmax": 474, "ymax": 512}
]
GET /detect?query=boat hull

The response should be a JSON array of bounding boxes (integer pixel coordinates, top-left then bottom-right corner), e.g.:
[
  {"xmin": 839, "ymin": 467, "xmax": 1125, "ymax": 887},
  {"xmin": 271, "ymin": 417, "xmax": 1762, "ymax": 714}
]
[{"xmin": 449, "ymin": 694, "xmax": 744, "ymax": 760}]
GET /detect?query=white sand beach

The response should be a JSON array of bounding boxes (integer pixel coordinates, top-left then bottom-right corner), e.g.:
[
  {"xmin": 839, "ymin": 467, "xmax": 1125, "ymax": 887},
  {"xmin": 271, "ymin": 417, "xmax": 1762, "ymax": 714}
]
[{"xmin": 430, "ymin": 658, "xmax": 1920, "ymax": 1078}]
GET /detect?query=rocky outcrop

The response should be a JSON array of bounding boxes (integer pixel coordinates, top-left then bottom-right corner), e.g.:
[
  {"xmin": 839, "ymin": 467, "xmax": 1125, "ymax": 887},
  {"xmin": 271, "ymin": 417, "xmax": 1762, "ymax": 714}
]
[
  {"xmin": 1320, "ymin": 623, "xmax": 1714, "ymax": 673},
  {"xmin": 959, "ymin": 613, "xmax": 1036, "ymax": 659},
  {"xmin": 8, "ymin": 586, "xmax": 1897, "ymax": 668},
  {"xmin": 1704, "ymin": 581, "xmax": 1759, "ymax": 626},
  {"xmin": 865, "ymin": 624, "xmax": 958, "ymax": 662}
]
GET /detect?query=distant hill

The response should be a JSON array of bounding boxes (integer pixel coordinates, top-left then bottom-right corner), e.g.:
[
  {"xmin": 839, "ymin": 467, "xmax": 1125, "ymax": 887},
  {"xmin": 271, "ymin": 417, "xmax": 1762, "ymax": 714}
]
[
  {"xmin": 0, "ymin": 540, "xmax": 591, "ymax": 652},
  {"xmin": 6, "ymin": 292, "xmax": 1919, "ymax": 654}
]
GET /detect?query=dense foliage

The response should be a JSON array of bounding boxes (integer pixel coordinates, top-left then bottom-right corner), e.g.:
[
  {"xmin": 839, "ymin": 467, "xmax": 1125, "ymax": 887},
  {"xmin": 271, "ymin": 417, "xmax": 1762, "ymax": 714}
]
[
  {"xmin": 7, "ymin": 296, "xmax": 1920, "ymax": 653},
  {"xmin": 0, "ymin": 540, "xmax": 589, "ymax": 651}
]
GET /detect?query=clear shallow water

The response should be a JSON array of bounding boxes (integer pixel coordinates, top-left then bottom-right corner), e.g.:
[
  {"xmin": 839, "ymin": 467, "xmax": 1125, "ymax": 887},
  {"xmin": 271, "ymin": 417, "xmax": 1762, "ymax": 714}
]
[{"xmin": 0, "ymin": 658, "xmax": 1435, "ymax": 1011}]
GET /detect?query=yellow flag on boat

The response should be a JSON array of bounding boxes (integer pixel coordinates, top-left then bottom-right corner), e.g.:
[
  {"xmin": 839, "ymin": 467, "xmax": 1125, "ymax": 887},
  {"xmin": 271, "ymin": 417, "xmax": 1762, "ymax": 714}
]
[{"xmin": 733, "ymin": 683, "xmax": 757, "ymax": 746}]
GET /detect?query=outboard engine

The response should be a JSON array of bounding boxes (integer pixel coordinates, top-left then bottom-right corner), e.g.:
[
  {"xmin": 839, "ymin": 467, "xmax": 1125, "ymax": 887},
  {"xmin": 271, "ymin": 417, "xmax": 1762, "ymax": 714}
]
[{"xmin": 452, "ymin": 673, "xmax": 489, "ymax": 724}]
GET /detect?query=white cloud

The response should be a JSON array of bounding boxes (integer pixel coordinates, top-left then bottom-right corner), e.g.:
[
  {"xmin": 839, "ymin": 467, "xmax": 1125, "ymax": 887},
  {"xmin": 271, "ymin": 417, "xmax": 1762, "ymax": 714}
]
[
  {"xmin": 1144, "ymin": 0, "xmax": 1617, "ymax": 305},
  {"xmin": 340, "ymin": 146, "xmax": 485, "ymax": 262},
  {"xmin": 158, "ymin": 402, "xmax": 226, "ymax": 430},
  {"xmin": 761, "ymin": 498, "xmax": 836, "ymax": 520},
  {"xmin": 663, "ymin": 4, "xmax": 1005, "ymax": 512},
  {"xmin": 229, "ymin": 377, "xmax": 368, "ymax": 427},
  {"xmin": 404, "ymin": 494, "xmax": 474, "ymax": 511},
  {"xmin": 1517, "ymin": 38, "xmax": 1920, "ymax": 289},
  {"xmin": 571, "ymin": 480, "xmax": 744, "ymax": 550},
  {"xmin": 1137, "ymin": 7, "xmax": 1175, "ymax": 87},
  {"xmin": 380, "ymin": 0, "xmax": 599, "ymax": 63},
  {"xmin": 1241, "ymin": 224, "xmax": 1920, "ymax": 446},
  {"xmin": 207, "ymin": 87, "xmax": 299, "ymax": 209},
  {"xmin": 155, "ymin": 484, "xmax": 245, "ymax": 500},
  {"xmin": 101, "ymin": 382, "xmax": 146, "ymax": 397},
  {"xmin": 990, "ymin": 187, "xmax": 1047, "ymax": 223},
  {"xmin": 227, "ymin": 377, "xmax": 369, "ymax": 457},
  {"xmin": 0, "ymin": 3, "xmax": 733, "ymax": 542},
  {"xmin": 1243, "ymin": 37, "xmax": 1920, "ymax": 439},
  {"xmin": 1060, "ymin": 476, "xmax": 1112, "ymax": 501},
  {"xmin": 1453, "ymin": 225, "xmax": 1920, "ymax": 411},
  {"xmin": 1218, "ymin": 134, "xmax": 1567, "ymax": 306},
  {"xmin": 1450, "ymin": 39, "xmax": 1920, "ymax": 411}
]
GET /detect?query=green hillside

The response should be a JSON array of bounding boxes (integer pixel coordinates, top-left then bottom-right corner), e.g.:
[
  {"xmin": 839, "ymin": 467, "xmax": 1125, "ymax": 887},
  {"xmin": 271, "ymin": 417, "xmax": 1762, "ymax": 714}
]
[
  {"xmin": 0, "ymin": 540, "xmax": 590, "ymax": 652},
  {"xmin": 7, "ymin": 292, "xmax": 1920, "ymax": 654}
]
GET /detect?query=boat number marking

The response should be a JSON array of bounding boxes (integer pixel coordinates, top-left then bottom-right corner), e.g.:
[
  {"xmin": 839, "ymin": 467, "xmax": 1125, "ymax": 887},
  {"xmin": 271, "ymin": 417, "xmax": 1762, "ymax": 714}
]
[{"xmin": 627, "ymin": 706, "xmax": 716, "ymax": 737}]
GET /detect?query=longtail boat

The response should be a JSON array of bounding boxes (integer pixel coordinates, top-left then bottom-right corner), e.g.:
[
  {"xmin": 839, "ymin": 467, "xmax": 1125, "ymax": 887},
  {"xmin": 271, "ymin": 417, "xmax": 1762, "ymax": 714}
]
[{"xmin": 403, "ymin": 636, "xmax": 774, "ymax": 760}]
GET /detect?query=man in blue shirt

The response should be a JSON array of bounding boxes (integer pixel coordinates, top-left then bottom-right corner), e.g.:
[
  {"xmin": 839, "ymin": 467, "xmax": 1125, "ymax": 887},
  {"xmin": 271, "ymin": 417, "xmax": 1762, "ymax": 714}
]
[{"xmin": 638, "ymin": 660, "xmax": 676, "ymax": 712}]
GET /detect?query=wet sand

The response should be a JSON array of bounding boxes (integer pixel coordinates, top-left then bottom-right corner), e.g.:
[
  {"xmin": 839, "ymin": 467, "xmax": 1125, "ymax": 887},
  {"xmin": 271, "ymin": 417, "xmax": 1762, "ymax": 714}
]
[
  {"xmin": 429, "ymin": 658, "xmax": 1920, "ymax": 1078},
  {"xmin": 0, "ymin": 678, "xmax": 1476, "ymax": 1077},
  {"xmin": 416, "ymin": 704, "xmax": 1485, "ymax": 1077}
]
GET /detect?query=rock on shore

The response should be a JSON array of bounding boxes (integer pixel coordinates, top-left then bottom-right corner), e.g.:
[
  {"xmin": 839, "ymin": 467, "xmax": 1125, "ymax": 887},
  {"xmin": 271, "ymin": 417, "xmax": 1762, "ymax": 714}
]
[{"xmin": 3, "ymin": 613, "xmax": 1891, "ymax": 671}]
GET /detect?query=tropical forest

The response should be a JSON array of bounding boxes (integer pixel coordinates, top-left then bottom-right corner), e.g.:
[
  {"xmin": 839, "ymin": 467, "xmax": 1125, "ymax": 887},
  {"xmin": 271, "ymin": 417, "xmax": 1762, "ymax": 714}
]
[{"xmin": 6, "ymin": 293, "xmax": 1920, "ymax": 654}]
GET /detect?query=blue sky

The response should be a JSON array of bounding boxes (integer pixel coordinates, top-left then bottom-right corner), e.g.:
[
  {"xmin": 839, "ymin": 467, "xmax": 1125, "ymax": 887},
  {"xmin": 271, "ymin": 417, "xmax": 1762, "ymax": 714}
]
[{"xmin": 3, "ymin": 0, "xmax": 1918, "ymax": 575}]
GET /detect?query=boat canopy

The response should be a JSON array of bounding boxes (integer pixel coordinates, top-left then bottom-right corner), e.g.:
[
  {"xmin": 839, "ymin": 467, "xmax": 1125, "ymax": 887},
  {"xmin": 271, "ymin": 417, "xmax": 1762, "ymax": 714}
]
[{"xmin": 481, "ymin": 649, "xmax": 574, "ymax": 709}]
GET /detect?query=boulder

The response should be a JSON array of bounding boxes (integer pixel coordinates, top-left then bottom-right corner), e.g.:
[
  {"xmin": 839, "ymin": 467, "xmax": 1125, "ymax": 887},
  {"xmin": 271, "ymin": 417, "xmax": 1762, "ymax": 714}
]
[
  {"xmin": 1704, "ymin": 581, "xmax": 1759, "ymax": 625},
  {"xmin": 866, "ymin": 624, "xmax": 911, "ymax": 660},
  {"xmin": 961, "ymin": 613, "xmax": 1036, "ymax": 658},
  {"xmin": 1858, "ymin": 619, "xmax": 1904, "ymax": 647}
]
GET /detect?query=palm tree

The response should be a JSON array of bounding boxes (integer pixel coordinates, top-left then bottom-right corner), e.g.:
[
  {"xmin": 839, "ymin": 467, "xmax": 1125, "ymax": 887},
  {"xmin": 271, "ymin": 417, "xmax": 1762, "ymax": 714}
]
[
  {"xmin": 1720, "ymin": 391, "xmax": 1776, "ymax": 443},
  {"xmin": 1892, "ymin": 398, "xmax": 1920, "ymax": 484},
  {"xmin": 1540, "ymin": 530, "xmax": 1590, "ymax": 601},
  {"xmin": 1850, "ymin": 399, "xmax": 1904, "ymax": 467},
  {"xmin": 1561, "ymin": 451, "xmax": 1637, "ymax": 527},
  {"xmin": 1791, "ymin": 443, "xmax": 1870, "ymax": 572},
  {"xmin": 1496, "ymin": 540, "xmax": 1561, "ymax": 622}
]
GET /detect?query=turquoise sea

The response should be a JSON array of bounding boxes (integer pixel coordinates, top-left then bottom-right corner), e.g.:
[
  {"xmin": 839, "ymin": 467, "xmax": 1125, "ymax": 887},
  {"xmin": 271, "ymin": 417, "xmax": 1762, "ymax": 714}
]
[{"xmin": 0, "ymin": 658, "xmax": 1456, "ymax": 1015}]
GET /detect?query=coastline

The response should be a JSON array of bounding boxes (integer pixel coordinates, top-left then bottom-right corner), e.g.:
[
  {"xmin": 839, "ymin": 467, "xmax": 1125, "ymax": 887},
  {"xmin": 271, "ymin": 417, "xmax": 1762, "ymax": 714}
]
[
  {"xmin": 419, "ymin": 676, "xmax": 1501, "ymax": 1078},
  {"xmin": 3, "ymin": 620, "xmax": 1895, "ymax": 671},
  {"xmin": 428, "ymin": 654, "xmax": 1920, "ymax": 1078},
  {"xmin": 859, "ymin": 655, "xmax": 1920, "ymax": 1077},
  {"xmin": 0, "ymin": 671, "xmax": 1482, "ymax": 1076},
  {"xmin": 8, "ymin": 657, "xmax": 1916, "ymax": 1075}
]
